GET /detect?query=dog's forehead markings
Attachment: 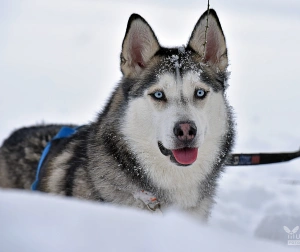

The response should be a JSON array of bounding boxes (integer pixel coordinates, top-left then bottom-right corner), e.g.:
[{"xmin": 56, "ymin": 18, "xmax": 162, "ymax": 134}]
[
  {"xmin": 155, "ymin": 48, "xmax": 203, "ymax": 83},
  {"xmin": 170, "ymin": 54, "xmax": 181, "ymax": 84}
]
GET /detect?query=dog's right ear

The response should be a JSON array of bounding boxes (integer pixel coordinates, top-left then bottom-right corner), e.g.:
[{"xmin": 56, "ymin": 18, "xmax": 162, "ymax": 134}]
[
  {"xmin": 121, "ymin": 14, "xmax": 160, "ymax": 77},
  {"xmin": 188, "ymin": 9, "xmax": 228, "ymax": 71}
]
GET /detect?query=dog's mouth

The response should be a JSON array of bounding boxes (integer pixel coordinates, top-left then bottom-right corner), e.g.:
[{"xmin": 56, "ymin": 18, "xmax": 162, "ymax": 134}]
[{"xmin": 158, "ymin": 141, "xmax": 198, "ymax": 166}]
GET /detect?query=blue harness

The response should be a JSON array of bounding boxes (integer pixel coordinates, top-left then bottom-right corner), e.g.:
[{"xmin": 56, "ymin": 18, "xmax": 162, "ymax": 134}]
[{"xmin": 31, "ymin": 126, "xmax": 77, "ymax": 190}]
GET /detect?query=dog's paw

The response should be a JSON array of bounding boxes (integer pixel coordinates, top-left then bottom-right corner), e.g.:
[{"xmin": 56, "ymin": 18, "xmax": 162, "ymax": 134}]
[{"xmin": 133, "ymin": 190, "xmax": 161, "ymax": 213}]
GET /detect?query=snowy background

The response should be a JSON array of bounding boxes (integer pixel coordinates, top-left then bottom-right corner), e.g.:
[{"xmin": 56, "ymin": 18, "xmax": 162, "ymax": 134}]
[{"xmin": 0, "ymin": 0, "xmax": 300, "ymax": 250}]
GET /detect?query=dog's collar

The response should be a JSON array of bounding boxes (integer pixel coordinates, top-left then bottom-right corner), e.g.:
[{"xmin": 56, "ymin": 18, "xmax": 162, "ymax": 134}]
[{"xmin": 31, "ymin": 126, "xmax": 79, "ymax": 191}]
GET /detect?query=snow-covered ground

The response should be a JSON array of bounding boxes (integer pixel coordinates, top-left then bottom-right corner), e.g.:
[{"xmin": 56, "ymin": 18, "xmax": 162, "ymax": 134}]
[
  {"xmin": 0, "ymin": 189, "xmax": 297, "ymax": 252},
  {"xmin": 1, "ymin": 0, "xmax": 300, "ymax": 250}
]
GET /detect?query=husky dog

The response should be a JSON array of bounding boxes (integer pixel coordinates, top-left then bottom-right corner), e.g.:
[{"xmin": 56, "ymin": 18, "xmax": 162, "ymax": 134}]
[{"xmin": 0, "ymin": 9, "xmax": 234, "ymax": 220}]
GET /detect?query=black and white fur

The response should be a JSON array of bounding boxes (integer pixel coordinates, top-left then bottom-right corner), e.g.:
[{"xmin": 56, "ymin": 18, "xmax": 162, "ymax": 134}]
[{"xmin": 0, "ymin": 9, "xmax": 234, "ymax": 221}]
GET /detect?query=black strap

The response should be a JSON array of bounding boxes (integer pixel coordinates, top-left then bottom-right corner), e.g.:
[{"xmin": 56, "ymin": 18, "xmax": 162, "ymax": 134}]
[{"xmin": 226, "ymin": 149, "xmax": 300, "ymax": 166}]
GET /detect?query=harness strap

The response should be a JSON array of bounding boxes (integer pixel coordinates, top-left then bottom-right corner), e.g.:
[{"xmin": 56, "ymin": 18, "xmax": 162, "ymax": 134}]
[{"xmin": 31, "ymin": 126, "xmax": 77, "ymax": 190}]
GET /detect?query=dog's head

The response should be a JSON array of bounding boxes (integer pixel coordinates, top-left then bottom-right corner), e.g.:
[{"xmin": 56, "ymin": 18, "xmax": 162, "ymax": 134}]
[{"xmin": 120, "ymin": 10, "xmax": 233, "ymax": 168}]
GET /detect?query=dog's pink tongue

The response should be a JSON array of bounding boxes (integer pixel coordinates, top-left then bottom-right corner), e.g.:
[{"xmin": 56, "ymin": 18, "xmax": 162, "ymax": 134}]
[{"xmin": 172, "ymin": 148, "xmax": 198, "ymax": 165}]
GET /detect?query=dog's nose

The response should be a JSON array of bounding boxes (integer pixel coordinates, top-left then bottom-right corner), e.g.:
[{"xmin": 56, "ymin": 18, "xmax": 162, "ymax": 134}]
[{"xmin": 173, "ymin": 121, "xmax": 197, "ymax": 142}]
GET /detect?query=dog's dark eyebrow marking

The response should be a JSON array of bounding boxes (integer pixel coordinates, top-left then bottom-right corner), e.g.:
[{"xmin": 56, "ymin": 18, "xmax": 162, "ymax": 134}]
[{"xmin": 123, "ymin": 71, "xmax": 160, "ymax": 98}]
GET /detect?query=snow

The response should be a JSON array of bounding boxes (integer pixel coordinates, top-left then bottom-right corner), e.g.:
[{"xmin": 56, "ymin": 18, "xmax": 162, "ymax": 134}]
[
  {"xmin": 1, "ymin": 0, "xmax": 300, "ymax": 250},
  {"xmin": 0, "ymin": 189, "xmax": 296, "ymax": 252}
]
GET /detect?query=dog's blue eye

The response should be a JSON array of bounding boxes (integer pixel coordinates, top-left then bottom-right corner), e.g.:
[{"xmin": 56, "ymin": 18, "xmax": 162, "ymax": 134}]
[
  {"xmin": 151, "ymin": 91, "xmax": 166, "ymax": 101},
  {"xmin": 195, "ymin": 89, "xmax": 207, "ymax": 99},
  {"xmin": 154, "ymin": 91, "xmax": 163, "ymax": 99}
]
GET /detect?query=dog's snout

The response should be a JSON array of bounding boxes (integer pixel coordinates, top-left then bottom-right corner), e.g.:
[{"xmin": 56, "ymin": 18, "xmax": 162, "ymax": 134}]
[{"xmin": 173, "ymin": 121, "xmax": 197, "ymax": 142}]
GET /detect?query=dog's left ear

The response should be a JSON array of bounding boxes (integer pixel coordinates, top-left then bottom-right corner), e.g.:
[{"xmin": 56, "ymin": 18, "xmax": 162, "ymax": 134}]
[
  {"xmin": 121, "ymin": 14, "xmax": 160, "ymax": 77},
  {"xmin": 188, "ymin": 9, "xmax": 228, "ymax": 71}
]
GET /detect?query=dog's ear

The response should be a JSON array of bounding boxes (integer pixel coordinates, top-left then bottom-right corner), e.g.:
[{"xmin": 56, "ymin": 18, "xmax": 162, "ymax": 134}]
[
  {"xmin": 188, "ymin": 9, "xmax": 228, "ymax": 71},
  {"xmin": 121, "ymin": 14, "xmax": 160, "ymax": 77}
]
